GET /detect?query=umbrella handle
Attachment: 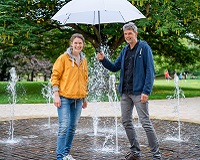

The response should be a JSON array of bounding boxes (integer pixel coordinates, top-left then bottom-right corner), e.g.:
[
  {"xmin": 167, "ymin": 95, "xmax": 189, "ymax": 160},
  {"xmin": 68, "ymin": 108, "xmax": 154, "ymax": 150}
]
[{"xmin": 96, "ymin": 45, "xmax": 102, "ymax": 54}]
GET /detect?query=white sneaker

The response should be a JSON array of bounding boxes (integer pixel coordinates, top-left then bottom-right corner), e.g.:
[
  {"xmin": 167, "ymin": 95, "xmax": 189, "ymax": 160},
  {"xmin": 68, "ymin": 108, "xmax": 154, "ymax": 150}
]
[{"xmin": 63, "ymin": 154, "xmax": 76, "ymax": 160}]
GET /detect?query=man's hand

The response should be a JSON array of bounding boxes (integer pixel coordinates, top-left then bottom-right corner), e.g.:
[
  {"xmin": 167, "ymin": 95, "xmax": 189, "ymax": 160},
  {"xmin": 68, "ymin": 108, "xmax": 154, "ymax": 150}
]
[
  {"xmin": 141, "ymin": 93, "xmax": 148, "ymax": 103},
  {"xmin": 96, "ymin": 52, "xmax": 104, "ymax": 61},
  {"xmin": 53, "ymin": 91, "xmax": 61, "ymax": 108}
]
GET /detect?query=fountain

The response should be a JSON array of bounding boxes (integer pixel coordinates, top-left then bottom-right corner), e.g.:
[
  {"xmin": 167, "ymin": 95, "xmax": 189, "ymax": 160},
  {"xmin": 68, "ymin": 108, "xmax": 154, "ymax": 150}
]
[
  {"xmin": 166, "ymin": 73, "xmax": 185, "ymax": 142},
  {"xmin": 41, "ymin": 80, "xmax": 54, "ymax": 128},
  {"xmin": 87, "ymin": 46, "xmax": 123, "ymax": 153},
  {"xmin": 0, "ymin": 66, "xmax": 200, "ymax": 159},
  {"xmin": 106, "ymin": 74, "xmax": 120, "ymax": 153},
  {"xmin": 5, "ymin": 67, "xmax": 20, "ymax": 143},
  {"xmin": 88, "ymin": 45, "xmax": 110, "ymax": 136}
]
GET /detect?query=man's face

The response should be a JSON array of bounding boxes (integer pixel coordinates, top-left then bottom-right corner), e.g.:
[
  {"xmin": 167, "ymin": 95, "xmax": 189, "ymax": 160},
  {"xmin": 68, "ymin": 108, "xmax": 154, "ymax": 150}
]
[{"xmin": 124, "ymin": 29, "xmax": 138, "ymax": 45}]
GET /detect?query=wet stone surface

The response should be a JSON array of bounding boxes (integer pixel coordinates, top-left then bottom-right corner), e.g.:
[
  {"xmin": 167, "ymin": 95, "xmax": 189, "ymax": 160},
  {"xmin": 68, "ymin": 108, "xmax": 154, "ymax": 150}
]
[{"xmin": 0, "ymin": 117, "xmax": 200, "ymax": 160}]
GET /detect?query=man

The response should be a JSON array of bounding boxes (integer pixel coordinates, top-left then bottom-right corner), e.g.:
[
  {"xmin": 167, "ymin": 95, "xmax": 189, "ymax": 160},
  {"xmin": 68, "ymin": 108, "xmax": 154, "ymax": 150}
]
[{"xmin": 96, "ymin": 22, "xmax": 161, "ymax": 160}]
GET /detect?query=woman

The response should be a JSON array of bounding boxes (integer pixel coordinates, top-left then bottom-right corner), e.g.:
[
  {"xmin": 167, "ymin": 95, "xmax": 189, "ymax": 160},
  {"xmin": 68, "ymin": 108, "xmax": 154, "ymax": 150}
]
[{"xmin": 51, "ymin": 33, "xmax": 88, "ymax": 160}]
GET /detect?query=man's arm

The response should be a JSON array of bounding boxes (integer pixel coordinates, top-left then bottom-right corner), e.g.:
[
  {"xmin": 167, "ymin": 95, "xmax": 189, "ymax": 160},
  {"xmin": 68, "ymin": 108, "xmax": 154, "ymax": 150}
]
[{"xmin": 96, "ymin": 52, "xmax": 122, "ymax": 72}]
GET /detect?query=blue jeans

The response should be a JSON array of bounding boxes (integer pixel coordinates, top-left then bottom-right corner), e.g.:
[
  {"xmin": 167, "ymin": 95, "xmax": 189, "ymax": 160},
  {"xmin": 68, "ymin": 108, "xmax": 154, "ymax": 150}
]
[
  {"xmin": 120, "ymin": 94, "xmax": 160, "ymax": 158},
  {"xmin": 56, "ymin": 97, "xmax": 82, "ymax": 160}
]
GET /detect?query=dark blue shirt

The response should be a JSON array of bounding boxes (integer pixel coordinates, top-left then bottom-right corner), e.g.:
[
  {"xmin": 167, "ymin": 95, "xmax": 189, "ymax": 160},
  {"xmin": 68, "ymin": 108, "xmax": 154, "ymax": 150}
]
[{"xmin": 123, "ymin": 41, "xmax": 139, "ymax": 94}]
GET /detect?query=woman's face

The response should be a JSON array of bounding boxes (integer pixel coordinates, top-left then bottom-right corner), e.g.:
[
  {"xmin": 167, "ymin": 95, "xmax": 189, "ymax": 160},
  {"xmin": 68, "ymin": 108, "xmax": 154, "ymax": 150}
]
[{"xmin": 71, "ymin": 37, "xmax": 84, "ymax": 54}]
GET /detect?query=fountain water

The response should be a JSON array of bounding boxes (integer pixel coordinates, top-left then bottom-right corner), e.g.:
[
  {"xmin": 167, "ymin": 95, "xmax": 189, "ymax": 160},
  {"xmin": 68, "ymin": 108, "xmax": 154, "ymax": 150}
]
[
  {"xmin": 87, "ymin": 46, "xmax": 123, "ymax": 153},
  {"xmin": 92, "ymin": 102, "xmax": 99, "ymax": 136},
  {"xmin": 166, "ymin": 73, "xmax": 185, "ymax": 142},
  {"xmin": 6, "ymin": 67, "xmax": 20, "ymax": 143},
  {"xmin": 41, "ymin": 81, "xmax": 54, "ymax": 128},
  {"xmin": 88, "ymin": 45, "xmax": 110, "ymax": 136},
  {"xmin": 106, "ymin": 75, "xmax": 120, "ymax": 153}
]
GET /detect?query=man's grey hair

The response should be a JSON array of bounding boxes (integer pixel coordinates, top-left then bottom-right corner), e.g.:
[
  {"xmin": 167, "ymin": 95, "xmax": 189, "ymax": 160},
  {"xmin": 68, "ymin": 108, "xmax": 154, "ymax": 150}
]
[{"xmin": 123, "ymin": 22, "xmax": 138, "ymax": 32}]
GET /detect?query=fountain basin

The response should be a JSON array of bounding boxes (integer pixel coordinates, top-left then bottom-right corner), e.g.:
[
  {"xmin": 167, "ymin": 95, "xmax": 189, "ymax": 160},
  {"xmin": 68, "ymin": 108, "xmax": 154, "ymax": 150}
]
[{"xmin": 0, "ymin": 117, "xmax": 200, "ymax": 160}]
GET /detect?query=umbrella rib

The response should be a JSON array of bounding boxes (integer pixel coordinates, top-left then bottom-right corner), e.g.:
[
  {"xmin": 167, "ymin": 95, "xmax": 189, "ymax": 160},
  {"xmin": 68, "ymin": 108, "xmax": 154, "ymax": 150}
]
[
  {"xmin": 119, "ymin": 11, "xmax": 126, "ymax": 23},
  {"xmin": 64, "ymin": 13, "xmax": 71, "ymax": 24}
]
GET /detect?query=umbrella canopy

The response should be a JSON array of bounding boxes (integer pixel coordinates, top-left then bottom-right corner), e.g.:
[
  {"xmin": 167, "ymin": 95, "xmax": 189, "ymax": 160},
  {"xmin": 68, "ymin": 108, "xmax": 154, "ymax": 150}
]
[{"xmin": 51, "ymin": 0, "xmax": 145, "ymax": 25}]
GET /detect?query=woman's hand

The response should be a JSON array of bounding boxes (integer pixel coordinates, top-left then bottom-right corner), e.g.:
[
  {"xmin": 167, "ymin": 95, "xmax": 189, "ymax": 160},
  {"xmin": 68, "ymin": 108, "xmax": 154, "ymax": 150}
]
[
  {"xmin": 53, "ymin": 91, "xmax": 61, "ymax": 108},
  {"xmin": 82, "ymin": 101, "xmax": 88, "ymax": 109}
]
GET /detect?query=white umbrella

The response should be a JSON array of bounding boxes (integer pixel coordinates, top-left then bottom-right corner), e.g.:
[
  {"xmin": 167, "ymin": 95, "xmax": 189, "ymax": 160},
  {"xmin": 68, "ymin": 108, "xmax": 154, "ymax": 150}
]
[
  {"xmin": 51, "ymin": 0, "xmax": 145, "ymax": 47},
  {"xmin": 52, "ymin": 0, "xmax": 145, "ymax": 25}
]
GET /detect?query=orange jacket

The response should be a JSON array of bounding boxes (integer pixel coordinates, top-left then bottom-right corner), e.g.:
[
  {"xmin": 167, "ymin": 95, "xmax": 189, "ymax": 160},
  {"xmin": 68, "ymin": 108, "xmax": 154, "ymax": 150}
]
[{"xmin": 51, "ymin": 49, "xmax": 88, "ymax": 99}]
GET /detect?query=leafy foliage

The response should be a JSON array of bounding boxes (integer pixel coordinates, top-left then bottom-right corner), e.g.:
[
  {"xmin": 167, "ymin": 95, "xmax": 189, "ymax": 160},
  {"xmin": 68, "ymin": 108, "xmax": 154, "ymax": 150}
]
[
  {"xmin": 134, "ymin": 0, "xmax": 200, "ymax": 69},
  {"xmin": 0, "ymin": 0, "xmax": 71, "ymax": 80},
  {"xmin": 0, "ymin": 0, "xmax": 199, "ymax": 81}
]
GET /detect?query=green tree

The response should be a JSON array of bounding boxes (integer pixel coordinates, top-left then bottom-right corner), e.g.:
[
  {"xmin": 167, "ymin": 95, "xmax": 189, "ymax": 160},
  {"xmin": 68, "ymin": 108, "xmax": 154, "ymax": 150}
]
[
  {"xmin": 0, "ymin": 0, "xmax": 71, "ymax": 80},
  {"xmin": 134, "ymin": 0, "xmax": 200, "ymax": 72},
  {"xmin": 1, "ymin": 0, "xmax": 200, "ymax": 80},
  {"xmin": 49, "ymin": 0, "xmax": 200, "ymax": 71}
]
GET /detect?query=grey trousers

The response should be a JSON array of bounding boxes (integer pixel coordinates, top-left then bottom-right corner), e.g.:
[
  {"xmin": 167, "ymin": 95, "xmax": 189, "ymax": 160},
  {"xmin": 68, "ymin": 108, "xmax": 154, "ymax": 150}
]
[{"xmin": 120, "ymin": 94, "xmax": 160, "ymax": 156}]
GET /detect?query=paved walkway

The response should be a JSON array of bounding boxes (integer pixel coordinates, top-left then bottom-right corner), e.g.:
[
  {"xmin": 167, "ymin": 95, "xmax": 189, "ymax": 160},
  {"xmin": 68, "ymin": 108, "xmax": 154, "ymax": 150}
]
[
  {"xmin": 0, "ymin": 97, "xmax": 200, "ymax": 123},
  {"xmin": 0, "ymin": 97, "xmax": 200, "ymax": 160}
]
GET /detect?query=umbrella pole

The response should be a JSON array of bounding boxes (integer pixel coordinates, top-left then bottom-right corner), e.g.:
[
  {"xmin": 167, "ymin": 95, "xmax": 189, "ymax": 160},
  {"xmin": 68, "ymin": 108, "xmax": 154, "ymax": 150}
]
[{"xmin": 98, "ymin": 11, "xmax": 102, "ymax": 52}]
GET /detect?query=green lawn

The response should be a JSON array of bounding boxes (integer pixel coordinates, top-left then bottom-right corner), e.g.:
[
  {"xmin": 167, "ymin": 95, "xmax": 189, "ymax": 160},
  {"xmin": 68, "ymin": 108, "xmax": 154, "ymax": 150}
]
[
  {"xmin": 0, "ymin": 81, "xmax": 49, "ymax": 104},
  {"xmin": 150, "ymin": 79, "xmax": 200, "ymax": 99},
  {"xmin": 0, "ymin": 79, "xmax": 199, "ymax": 104}
]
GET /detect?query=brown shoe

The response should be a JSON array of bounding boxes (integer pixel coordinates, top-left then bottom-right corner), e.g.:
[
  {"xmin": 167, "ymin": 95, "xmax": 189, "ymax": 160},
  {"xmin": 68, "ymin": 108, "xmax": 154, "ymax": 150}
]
[{"xmin": 124, "ymin": 152, "xmax": 141, "ymax": 160}]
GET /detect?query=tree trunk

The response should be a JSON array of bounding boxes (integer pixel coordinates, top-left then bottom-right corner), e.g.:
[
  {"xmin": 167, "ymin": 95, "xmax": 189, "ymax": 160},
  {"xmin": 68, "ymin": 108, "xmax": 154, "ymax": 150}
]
[{"xmin": 31, "ymin": 71, "xmax": 34, "ymax": 81}]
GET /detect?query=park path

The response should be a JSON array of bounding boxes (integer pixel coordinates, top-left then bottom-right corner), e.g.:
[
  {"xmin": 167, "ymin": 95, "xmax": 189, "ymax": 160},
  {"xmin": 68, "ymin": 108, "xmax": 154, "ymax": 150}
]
[{"xmin": 0, "ymin": 97, "xmax": 200, "ymax": 124}]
